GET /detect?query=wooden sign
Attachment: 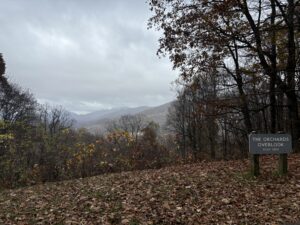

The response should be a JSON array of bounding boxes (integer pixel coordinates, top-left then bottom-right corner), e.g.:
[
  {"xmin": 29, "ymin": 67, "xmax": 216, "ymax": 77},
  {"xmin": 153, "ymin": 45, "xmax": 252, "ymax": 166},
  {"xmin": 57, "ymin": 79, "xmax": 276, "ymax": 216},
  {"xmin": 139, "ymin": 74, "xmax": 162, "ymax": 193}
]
[
  {"xmin": 249, "ymin": 133, "xmax": 292, "ymax": 176},
  {"xmin": 249, "ymin": 134, "xmax": 292, "ymax": 155}
]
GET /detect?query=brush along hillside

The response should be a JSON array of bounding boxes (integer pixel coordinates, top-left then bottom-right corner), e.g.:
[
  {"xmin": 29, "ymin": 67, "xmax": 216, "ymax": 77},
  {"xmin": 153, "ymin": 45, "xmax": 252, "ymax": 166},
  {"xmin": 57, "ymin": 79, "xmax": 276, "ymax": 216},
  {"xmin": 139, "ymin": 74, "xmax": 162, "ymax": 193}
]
[{"xmin": 1, "ymin": 154, "xmax": 300, "ymax": 225}]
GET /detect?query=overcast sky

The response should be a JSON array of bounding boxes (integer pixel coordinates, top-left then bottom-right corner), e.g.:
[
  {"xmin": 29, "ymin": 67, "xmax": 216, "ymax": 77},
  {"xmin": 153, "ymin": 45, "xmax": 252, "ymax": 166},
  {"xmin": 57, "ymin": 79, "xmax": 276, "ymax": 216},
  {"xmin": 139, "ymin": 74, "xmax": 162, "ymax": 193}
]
[{"xmin": 0, "ymin": 0, "xmax": 177, "ymax": 114}]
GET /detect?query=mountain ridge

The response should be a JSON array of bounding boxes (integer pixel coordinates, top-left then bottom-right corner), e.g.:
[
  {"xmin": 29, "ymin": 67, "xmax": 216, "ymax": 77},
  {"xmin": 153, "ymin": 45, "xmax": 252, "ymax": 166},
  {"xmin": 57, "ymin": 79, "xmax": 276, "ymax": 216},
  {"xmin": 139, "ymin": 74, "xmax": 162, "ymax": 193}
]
[{"xmin": 70, "ymin": 102, "xmax": 173, "ymax": 133}]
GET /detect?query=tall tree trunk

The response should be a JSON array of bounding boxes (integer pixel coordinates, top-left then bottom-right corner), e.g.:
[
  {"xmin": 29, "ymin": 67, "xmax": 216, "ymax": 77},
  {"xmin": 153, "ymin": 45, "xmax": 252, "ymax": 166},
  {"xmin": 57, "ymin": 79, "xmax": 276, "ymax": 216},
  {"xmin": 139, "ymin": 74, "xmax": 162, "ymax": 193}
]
[
  {"xmin": 226, "ymin": 42, "xmax": 253, "ymax": 134},
  {"xmin": 286, "ymin": 0, "xmax": 300, "ymax": 149},
  {"xmin": 270, "ymin": 0, "xmax": 277, "ymax": 133}
]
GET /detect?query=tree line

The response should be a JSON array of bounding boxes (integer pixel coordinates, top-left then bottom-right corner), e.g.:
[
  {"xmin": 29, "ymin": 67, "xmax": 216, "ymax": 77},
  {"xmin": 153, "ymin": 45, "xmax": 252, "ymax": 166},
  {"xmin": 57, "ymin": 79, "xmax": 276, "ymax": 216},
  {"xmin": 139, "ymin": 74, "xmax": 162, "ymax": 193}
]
[{"xmin": 0, "ymin": 54, "xmax": 179, "ymax": 188}]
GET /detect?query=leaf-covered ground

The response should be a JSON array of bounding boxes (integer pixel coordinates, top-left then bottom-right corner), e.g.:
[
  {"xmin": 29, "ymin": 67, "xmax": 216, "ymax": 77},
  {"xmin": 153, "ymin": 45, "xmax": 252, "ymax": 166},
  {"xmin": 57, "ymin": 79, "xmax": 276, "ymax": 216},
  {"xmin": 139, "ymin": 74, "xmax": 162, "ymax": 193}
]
[{"xmin": 1, "ymin": 155, "xmax": 300, "ymax": 225}]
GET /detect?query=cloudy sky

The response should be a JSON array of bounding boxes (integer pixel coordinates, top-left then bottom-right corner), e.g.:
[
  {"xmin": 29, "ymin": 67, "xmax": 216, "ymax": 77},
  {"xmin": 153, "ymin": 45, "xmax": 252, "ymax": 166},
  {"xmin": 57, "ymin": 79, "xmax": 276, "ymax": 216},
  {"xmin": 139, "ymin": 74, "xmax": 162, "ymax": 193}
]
[{"xmin": 0, "ymin": 0, "xmax": 177, "ymax": 114}]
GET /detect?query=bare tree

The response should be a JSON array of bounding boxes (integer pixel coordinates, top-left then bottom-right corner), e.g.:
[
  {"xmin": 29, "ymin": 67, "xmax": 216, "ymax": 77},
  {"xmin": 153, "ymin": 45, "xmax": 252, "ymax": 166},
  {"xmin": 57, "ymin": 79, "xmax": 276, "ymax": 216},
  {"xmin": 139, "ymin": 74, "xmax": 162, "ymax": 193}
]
[{"xmin": 106, "ymin": 114, "xmax": 147, "ymax": 141}]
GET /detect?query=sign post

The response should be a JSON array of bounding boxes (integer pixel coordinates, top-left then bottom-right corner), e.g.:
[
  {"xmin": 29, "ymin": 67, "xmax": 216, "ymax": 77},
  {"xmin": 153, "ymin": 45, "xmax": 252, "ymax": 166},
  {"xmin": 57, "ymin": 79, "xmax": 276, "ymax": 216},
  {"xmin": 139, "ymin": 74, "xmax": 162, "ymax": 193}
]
[
  {"xmin": 251, "ymin": 154, "xmax": 260, "ymax": 176},
  {"xmin": 279, "ymin": 153, "xmax": 288, "ymax": 175},
  {"xmin": 249, "ymin": 133, "xmax": 292, "ymax": 176},
  {"xmin": 250, "ymin": 131, "xmax": 260, "ymax": 176}
]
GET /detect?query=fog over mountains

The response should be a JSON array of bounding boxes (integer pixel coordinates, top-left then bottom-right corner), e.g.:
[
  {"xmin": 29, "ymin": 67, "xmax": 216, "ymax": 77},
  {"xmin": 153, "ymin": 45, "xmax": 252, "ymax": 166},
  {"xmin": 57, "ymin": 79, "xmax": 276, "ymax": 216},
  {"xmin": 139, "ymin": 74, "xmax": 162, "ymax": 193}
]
[{"xmin": 70, "ymin": 102, "xmax": 172, "ymax": 133}]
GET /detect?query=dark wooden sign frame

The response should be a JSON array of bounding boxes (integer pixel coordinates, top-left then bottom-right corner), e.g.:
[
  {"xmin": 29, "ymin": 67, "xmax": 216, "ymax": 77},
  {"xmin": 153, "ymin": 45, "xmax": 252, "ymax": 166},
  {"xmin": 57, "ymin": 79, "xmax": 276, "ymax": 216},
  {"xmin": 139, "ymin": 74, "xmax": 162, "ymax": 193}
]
[{"xmin": 249, "ymin": 132, "xmax": 292, "ymax": 176}]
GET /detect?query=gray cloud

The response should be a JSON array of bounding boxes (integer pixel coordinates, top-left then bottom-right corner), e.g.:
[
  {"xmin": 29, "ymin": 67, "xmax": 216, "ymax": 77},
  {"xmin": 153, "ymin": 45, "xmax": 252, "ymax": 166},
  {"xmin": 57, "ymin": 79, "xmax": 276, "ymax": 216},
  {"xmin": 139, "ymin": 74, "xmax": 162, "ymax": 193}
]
[{"xmin": 0, "ymin": 0, "xmax": 177, "ymax": 113}]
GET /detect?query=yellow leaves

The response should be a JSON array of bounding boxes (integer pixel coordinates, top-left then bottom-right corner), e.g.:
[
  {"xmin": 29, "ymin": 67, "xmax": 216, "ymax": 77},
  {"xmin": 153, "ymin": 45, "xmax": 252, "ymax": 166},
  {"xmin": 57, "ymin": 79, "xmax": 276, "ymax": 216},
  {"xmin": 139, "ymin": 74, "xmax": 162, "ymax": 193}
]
[
  {"xmin": 61, "ymin": 128, "xmax": 70, "ymax": 135},
  {"xmin": 0, "ymin": 133, "xmax": 14, "ymax": 141},
  {"xmin": 66, "ymin": 159, "xmax": 72, "ymax": 170},
  {"xmin": 0, "ymin": 120, "xmax": 8, "ymax": 128},
  {"xmin": 67, "ymin": 142, "xmax": 97, "ymax": 169},
  {"xmin": 106, "ymin": 130, "xmax": 135, "ymax": 147},
  {"xmin": 0, "ymin": 121, "xmax": 14, "ymax": 142},
  {"xmin": 87, "ymin": 143, "xmax": 95, "ymax": 154}
]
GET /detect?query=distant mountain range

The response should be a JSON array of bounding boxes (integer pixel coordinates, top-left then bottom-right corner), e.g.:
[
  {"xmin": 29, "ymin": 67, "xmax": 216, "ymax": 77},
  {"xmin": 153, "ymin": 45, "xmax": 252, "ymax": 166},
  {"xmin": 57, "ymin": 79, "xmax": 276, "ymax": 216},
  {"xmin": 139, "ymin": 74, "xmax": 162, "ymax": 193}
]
[{"xmin": 70, "ymin": 102, "xmax": 173, "ymax": 133}]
